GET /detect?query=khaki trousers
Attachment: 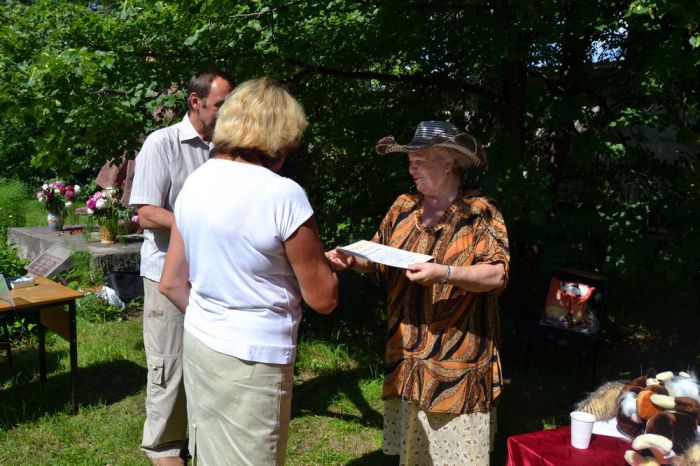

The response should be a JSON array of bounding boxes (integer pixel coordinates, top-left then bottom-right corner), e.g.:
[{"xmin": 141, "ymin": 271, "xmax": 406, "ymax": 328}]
[
  {"xmin": 183, "ymin": 330, "xmax": 294, "ymax": 466},
  {"xmin": 141, "ymin": 278, "xmax": 188, "ymax": 459}
]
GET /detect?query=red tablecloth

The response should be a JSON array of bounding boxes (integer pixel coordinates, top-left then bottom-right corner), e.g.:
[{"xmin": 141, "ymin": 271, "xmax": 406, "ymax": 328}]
[{"xmin": 506, "ymin": 426, "xmax": 631, "ymax": 466}]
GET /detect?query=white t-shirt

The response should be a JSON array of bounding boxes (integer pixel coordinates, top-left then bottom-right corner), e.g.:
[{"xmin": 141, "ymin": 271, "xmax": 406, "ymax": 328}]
[
  {"xmin": 129, "ymin": 115, "xmax": 213, "ymax": 281},
  {"xmin": 175, "ymin": 159, "xmax": 313, "ymax": 364}
]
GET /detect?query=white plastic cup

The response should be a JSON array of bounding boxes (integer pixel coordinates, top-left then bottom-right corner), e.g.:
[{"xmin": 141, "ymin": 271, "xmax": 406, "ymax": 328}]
[{"xmin": 570, "ymin": 411, "xmax": 596, "ymax": 449}]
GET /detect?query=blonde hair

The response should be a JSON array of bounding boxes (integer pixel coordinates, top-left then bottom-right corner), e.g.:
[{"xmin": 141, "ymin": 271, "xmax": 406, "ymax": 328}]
[
  {"xmin": 213, "ymin": 77, "xmax": 308, "ymax": 162},
  {"xmin": 428, "ymin": 147, "xmax": 468, "ymax": 180},
  {"xmin": 430, "ymin": 146, "xmax": 468, "ymax": 169}
]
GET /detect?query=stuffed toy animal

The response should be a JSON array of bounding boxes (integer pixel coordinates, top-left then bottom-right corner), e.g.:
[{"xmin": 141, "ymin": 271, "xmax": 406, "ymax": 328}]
[{"xmin": 575, "ymin": 370, "xmax": 700, "ymax": 465}]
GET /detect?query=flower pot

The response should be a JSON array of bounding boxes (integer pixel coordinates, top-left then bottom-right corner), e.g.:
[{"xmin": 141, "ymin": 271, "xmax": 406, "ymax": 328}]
[
  {"xmin": 47, "ymin": 211, "xmax": 64, "ymax": 231},
  {"xmin": 99, "ymin": 224, "xmax": 118, "ymax": 244}
]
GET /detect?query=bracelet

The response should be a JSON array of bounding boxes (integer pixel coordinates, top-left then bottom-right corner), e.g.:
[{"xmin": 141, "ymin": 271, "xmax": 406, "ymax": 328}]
[{"xmin": 440, "ymin": 265, "xmax": 451, "ymax": 284}]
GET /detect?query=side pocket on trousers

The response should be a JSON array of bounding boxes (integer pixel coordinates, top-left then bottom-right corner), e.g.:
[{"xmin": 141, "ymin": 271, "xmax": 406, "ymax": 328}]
[{"xmin": 148, "ymin": 356, "xmax": 165, "ymax": 387}]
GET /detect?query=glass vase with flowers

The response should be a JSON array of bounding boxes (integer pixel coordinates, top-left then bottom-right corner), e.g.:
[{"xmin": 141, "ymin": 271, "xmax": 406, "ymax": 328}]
[{"xmin": 36, "ymin": 180, "xmax": 80, "ymax": 231}]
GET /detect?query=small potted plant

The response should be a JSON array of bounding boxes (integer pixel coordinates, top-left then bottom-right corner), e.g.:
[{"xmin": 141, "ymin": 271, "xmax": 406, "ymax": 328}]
[
  {"xmin": 36, "ymin": 181, "xmax": 80, "ymax": 231},
  {"xmin": 85, "ymin": 187, "xmax": 133, "ymax": 243}
]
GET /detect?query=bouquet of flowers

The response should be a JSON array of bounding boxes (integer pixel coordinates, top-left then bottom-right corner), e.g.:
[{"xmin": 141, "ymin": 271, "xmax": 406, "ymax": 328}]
[
  {"xmin": 86, "ymin": 187, "xmax": 132, "ymax": 224},
  {"xmin": 86, "ymin": 187, "xmax": 134, "ymax": 242},
  {"xmin": 36, "ymin": 180, "xmax": 80, "ymax": 215}
]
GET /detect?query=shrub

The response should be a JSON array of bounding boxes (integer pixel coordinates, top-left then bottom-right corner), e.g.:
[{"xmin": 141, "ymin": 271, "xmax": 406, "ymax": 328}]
[
  {"xmin": 0, "ymin": 241, "xmax": 31, "ymax": 341},
  {"xmin": 0, "ymin": 179, "xmax": 27, "ymax": 240},
  {"xmin": 0, "ymin": 242, "xmax": 27, "ymax": 277},
  {"xmin": 76, "ymin": 293, "xmax": 125, "ymax": 323},
  {"xmin": 58, "ymin": 252, "xmax": 127, "ymax": 323}
]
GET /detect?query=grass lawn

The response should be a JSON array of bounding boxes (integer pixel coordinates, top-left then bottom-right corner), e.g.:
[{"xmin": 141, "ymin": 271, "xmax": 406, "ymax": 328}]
[
  {"xmin": 2, "ymin": 193, "xmax": 699, "ymax": 465},
  {"xmin": 23, "ymin": 198, "xmax": 86, "ymax": 228},
  {"xmin": 0, "ymin": 312, "xmax": 391, "ymax": 465},
  {"xmin": 2, "ymin": 291, "xmax": 697, "ymax": 465}
]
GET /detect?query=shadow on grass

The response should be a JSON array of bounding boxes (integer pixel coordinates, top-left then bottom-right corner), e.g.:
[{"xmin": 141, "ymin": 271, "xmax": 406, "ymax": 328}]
[
  {"xmin": 345, "ymin": 450, "xmax": 398, "ymax": 465},
  {"xmin": 0, "ymin": 351, "xmax": 145, "ymax": 428},
  {"xmin": 292, "ymin": 366, "xmax": 383, "ymax": 429}
]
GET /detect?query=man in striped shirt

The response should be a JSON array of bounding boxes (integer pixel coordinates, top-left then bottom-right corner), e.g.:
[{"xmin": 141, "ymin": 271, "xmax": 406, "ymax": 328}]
[{"xmin": 129, "ymin": 70, "xmax": 233, "ymax": 466}]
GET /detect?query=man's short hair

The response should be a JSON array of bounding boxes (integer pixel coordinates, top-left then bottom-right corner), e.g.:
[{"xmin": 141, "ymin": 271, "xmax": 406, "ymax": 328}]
[{"xmin": 186, "ymin": 69, "xmax": 234, "ymax": 111}]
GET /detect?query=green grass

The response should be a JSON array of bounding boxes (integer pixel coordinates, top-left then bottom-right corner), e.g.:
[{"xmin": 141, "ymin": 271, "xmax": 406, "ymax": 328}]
[
  {"xmin": 22, "ymin": 198, "xmax": 86, "ymax": 228},
  {"xmin": 1, "ymin": 291, "xmax": 699, "ymax": 465},
  {"xmin": 0, "ymin": 317, "xmax": 147, "ymax": 465},
  {"xmin": 0, "ymin": 180, "xmax": 28, "ymax": 238},
  {"xmin": 0, "ymin": 315, "xmax": 390, "ymax": 465},
  {"xmin": 2, "ymin": 193, "xmax": 699, "ymax": 464},
  {"xmin": 23, "ymin": 198, "xmax": 49, "ymax": 227}
]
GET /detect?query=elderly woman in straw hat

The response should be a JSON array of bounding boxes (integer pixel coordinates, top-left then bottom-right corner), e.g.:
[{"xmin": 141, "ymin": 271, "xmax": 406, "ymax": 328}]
[
  {"xmin": 327, "ymin": 121, "xmax": 509, "ymax": 465},
  {"xmin": 159, "ymin": 77, "xmax": 338, "ymax": 465}
]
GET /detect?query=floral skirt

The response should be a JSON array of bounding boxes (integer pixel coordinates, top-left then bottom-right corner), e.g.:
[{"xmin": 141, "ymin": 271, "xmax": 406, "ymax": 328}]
[{"xmin": 383, "ymin": 399, "xmax": 496, "ymax": 466}]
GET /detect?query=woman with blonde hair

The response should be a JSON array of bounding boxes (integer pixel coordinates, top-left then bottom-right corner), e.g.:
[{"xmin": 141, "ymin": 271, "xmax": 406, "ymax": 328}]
[{"xmin": 159, "ymin": 77, "xmax": 338, "ymax": 465}]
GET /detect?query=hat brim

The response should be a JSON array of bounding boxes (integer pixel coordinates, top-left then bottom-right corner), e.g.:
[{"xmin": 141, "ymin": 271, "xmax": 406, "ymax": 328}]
[{"xmin": 376, "ymin": 134, "xmax": 487, "ymax": 168}]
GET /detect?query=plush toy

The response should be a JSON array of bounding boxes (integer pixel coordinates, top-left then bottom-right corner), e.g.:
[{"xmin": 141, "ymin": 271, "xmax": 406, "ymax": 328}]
[{"xmin": 575, "ymin": 370, "xmax": 700, "ymax": 466}]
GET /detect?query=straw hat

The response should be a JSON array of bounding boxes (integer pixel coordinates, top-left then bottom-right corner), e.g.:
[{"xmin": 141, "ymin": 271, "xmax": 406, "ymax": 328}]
[{"xmin": 375, "ymin": 121, "xmax": 487, "ymax": 168}]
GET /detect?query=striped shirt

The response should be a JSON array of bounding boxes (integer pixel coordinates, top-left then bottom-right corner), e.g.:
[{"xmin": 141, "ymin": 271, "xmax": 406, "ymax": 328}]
[
  {"xmin": 374, "ymin": 190, "xmax": 510, "ymax": 414},
  {"xmin": 129, "ymin": 115, "xmax": 213, "ymax": 281}
]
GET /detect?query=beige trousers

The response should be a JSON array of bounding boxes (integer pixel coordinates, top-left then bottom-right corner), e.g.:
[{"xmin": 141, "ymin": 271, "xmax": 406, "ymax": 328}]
[
  {"xmin": 141, "ymin": 278, "xmax": 188, "ymax": 459},
  {"xmin": 383, "ymin": 399, "xmax": 491, "ymax": 466},
  {"xmin": 183, "ymin": 330, "xmax": 294, "ymax": 466}
]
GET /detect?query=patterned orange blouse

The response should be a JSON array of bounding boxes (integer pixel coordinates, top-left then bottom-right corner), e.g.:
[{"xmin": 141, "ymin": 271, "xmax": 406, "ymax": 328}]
[{"xmin": 373, "ymin": 190, "xmax": 510, "ymax": 414}]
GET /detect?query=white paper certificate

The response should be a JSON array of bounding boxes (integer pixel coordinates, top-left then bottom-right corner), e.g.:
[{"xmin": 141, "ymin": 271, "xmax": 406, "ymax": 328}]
[{"xmin": 338, "ymin": 240, "xmax": 434, "ymax": 269}]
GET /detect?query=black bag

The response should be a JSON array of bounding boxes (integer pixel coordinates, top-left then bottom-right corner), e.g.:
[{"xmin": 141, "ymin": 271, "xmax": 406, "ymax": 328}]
[{"xmin": 107, "ymin": 270, "xmax": 143, "ymax": 303}]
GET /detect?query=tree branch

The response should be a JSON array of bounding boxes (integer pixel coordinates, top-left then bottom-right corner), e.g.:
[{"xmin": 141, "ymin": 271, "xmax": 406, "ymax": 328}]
[{"xmin": 285, "ymin": 58, "xmax": 499, "ymax": 101}]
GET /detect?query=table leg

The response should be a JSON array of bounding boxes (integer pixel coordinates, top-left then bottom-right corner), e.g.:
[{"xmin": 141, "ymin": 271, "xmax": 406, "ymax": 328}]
[
  {"xmin": 38, "ymin": 320, "xmax": 46, "ymax": 383},
  {"xmin": 68, "ymin": 301, "xmax": 78, "ymax": 415}
]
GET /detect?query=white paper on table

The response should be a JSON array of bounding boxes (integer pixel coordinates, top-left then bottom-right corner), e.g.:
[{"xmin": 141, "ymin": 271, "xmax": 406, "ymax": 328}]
[
  {"xmin": 592, "ymin": 418, "xmax": 631, "ymax": 440},
  {"xmin": 338, "ymin": 240, "xmax": 434, "ymax": 269}
]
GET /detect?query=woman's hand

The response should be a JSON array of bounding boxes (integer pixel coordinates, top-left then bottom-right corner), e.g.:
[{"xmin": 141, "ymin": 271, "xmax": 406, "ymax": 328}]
[
  {"xmin": 325, "ymin": 248, "xmax": 356, "ymax": 271},
  {"xmin": 285, "ymin": 218, "xmax": 338, "ymax": 314},
  {"xmin": 405, "ymin": 263, "xmax": 448, "ymax": 286},
  {"xmin": 407, "ymin": 262, "xmax": 506, "ymax": 292}
]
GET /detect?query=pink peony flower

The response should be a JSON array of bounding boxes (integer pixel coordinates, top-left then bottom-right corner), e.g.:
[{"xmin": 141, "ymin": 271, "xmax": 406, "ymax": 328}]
[
  {"xmin": 94, "ymin": 191, "xmax": 103, "ymax": 200},
  {"xmin": 65, "ymin": 191, "xmax": 74, "ymax": 200},
  {"xmin": 65, "ymin": 185, "xmax": 73, "ymax": 192},
  {"xmin": 130, "ymin": 215, "xmax": 139, "ymax": 224},
  {"xmin": 59, "ymin": 187, "xmax": 66, "ymax": 195},
  {"xmin": 86, "ymin": 198, "xmax": 97, "ymax": 210},
  {"xmin": 55, "ymin": 181, "xmax": 63, "ymax": 188}
]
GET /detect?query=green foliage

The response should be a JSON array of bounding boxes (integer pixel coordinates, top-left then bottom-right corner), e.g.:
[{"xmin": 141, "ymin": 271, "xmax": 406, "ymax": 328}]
[
  {"xmin": 75, "ymin": 293, "xmax": 125, "ymax": 323},
  {"xmin": 0, "ymin": 242, "xmax": 27, "ymax": 277},
  {"xmin": 57, "ymin": 252, "xmax": 118, "ymax": 322},
  {"xmin": 0, "ymin": 0, "xmax": 697, "ymax": 311},
  {"xmin": 59, "ymin": 251, "xmax": 103, "ymax": 289},
  {"xmin": 0, "ymin": 179, "xmax": 28, "ymax": 240}
]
